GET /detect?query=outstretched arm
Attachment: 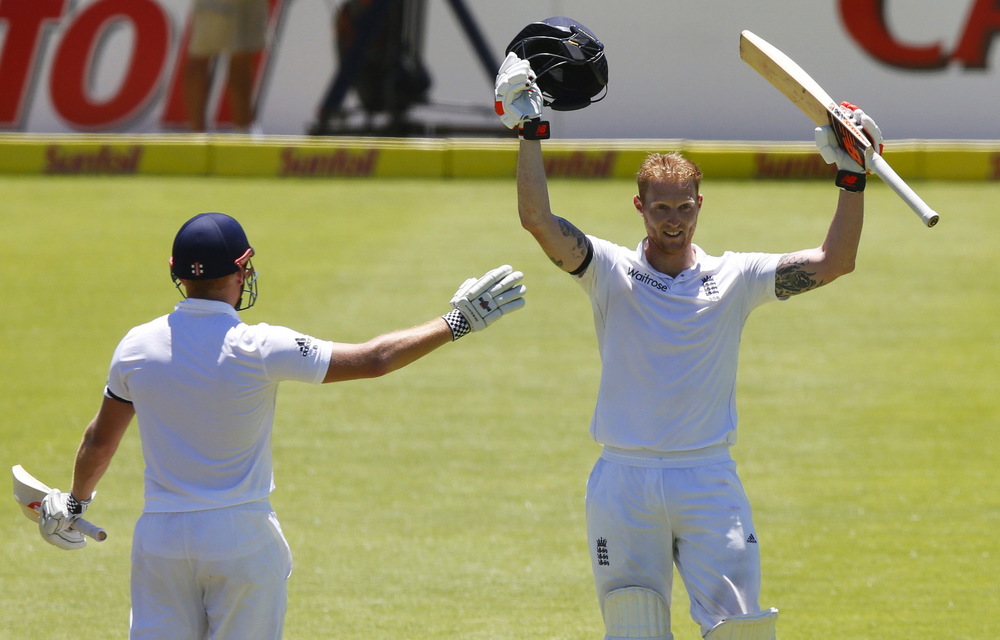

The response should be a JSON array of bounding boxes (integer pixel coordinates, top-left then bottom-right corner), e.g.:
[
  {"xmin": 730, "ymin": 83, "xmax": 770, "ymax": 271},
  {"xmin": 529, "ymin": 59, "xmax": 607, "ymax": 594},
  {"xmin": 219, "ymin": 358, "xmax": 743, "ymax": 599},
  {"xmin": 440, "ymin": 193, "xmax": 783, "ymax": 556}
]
[
  {"xmin": 323, "ymin": 318, "xmax": 453, "ymax": 383},
  {"xmin": 324, "ymin": 265, "xmax": 526, "ymax": 382},
  {"xmin": 495, "ymin": 52, "xmax": 591, "ymax": 274},
  {"xmin": 776, "ymin": 103, "xmax": 880, "ymax": 298},
  {"xmin": 517, "ymin": 140, "xmax": 591, "ymax": 273},
  {"xmin": 775, "ymin": 189, "xmax": 863, "ymax": 297}
]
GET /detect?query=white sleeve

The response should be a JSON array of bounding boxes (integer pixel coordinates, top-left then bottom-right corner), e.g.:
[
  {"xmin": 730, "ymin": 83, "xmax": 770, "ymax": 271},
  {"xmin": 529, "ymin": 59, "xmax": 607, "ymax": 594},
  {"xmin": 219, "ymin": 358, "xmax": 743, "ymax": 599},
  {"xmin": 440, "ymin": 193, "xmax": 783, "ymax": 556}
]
[
  {"xmin": 255, "ymin": 325, "xmax": 333, "ymax": 385},
  {"xmin": 733, "ymin": 251, "xmax": 781, "ymax": 309},
  {"xmin": 574, "ymin": 235, "xmax": 621, "ymax": 294},
  {"xmin": 105, "ymin": 330, "xmax": 136, "ymax": 402}
]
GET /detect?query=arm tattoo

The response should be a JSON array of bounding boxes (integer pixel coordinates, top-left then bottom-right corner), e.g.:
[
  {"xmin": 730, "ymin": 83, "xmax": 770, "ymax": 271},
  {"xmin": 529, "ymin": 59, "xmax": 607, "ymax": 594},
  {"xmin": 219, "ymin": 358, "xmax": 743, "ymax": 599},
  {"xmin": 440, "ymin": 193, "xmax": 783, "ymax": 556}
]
[
  {"xmin": 547, "ymin": 217, "xmax": 589, "ymax": 270},
  {"xmin": 775, "ymin": 255, "xmax": 820, "ymax": 298}
]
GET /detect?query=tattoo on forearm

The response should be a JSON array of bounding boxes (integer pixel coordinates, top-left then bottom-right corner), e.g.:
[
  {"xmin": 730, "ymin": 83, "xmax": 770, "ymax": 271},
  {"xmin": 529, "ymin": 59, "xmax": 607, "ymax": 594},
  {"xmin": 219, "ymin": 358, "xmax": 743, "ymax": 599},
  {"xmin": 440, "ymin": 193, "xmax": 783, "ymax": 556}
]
[{"xmin": 775, "ymin": 256, "xmax": 820, "ymax": 297}]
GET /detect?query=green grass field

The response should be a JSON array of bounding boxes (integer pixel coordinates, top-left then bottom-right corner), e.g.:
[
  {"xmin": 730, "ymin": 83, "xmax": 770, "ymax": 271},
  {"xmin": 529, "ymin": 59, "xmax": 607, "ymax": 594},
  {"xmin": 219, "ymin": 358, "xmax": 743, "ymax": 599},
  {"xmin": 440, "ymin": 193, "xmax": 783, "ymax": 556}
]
[{"xmin": 1, "ymin": 174, "xmax": 997, "ymax": 639}]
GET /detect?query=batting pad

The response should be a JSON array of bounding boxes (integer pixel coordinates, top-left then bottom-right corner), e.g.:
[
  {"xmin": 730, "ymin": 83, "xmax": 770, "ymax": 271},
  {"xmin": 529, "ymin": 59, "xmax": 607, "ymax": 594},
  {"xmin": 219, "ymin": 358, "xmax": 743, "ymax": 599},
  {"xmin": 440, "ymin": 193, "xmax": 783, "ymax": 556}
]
[
  {"xmin": 705, "ymin": 607, "xmax": 778, "ymax": 640},
  {"xmin": 603, "ymin": 586, "xmax": 672, "ymax": 640}
]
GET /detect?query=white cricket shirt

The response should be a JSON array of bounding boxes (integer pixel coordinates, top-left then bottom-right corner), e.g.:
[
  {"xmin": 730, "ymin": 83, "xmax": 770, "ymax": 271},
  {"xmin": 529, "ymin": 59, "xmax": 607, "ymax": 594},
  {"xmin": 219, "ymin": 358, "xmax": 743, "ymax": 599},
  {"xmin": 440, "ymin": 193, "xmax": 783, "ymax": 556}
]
[
  {"xmin": 105, "ymin": 299, "xmax": 333, "ymax": 512},
  {"xmin": 575, "ymin": 237, "xmax": 780, "ymax": 456}
]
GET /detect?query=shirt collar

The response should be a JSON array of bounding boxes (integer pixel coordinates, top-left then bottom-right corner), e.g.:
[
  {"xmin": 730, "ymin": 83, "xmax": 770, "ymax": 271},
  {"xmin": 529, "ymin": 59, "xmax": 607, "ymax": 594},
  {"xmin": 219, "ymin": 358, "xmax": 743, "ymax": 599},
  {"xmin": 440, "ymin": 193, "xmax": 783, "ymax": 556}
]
[
  {"xmin": 175, "ymin": 297, "xmax": 241, "ymax": 320},
  {"xmin": 635, "ymin": 241, "xmax": 710, "ymax": 279}
]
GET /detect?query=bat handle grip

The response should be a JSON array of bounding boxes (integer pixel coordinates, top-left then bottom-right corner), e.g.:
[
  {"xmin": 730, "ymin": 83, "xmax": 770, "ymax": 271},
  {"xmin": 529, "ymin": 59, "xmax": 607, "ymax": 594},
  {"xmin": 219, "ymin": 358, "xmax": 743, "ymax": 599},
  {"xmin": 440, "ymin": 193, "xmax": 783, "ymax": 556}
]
[
  {"xmin": 867, "ymin": 152, "xmax": 940, "ymax": 228},
  {"xmin": 72, "ymin": 517, "xmax": 108, "ymax": 542}
]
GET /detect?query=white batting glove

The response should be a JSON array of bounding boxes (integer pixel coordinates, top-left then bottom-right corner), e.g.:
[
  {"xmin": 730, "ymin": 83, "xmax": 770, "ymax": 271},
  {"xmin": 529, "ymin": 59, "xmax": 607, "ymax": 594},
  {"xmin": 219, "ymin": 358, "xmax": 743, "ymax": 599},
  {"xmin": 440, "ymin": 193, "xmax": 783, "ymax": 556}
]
[
  {"xmin": 494, "ymin": 52, "xmax": 543, "ymax": 129},
  {"xmin": 815, "ymin": 101, "xmax": 884, "ymax": 173},
  {"xmin": 38, "ymin": 489, "xmax": 90, "ymax": 550},
  {"xmin": 443, "ymin": 265, "xmax": 526, "ymax": 339},
  {"xmin": 814, "ymin": 126, "xmax": 864, "ymax": 173},
  {"xmin": 842, "ymin": 101, "xmax": 884, "ymax": 157}
]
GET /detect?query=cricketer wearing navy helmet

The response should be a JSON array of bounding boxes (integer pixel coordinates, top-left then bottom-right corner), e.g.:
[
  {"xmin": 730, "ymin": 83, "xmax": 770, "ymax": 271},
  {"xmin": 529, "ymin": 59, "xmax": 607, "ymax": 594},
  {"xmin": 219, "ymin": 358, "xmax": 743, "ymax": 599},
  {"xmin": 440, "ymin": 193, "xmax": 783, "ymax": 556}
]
[
  {"xmin": 170, "ymin": 212, "xmax": 258, "ymax": 310},
  {"xmin": 37, "ymin": 212, "xmax": 526, "ymax": 640}
]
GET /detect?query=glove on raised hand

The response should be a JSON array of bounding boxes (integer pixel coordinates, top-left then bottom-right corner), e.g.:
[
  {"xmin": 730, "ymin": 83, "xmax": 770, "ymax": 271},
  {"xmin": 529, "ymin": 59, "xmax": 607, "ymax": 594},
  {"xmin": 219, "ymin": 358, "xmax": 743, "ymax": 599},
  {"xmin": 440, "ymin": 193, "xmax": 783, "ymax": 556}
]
[
  {"xmin": 843, "ymin": 101, "xmax": 884, "ymax": 157},
  {"xmin": 494, "ymin": 52, "xmax": 546, "ymax": 137},
  {"xmin": 38, "ymin": 489, "xmax": 90, "ymax": 550},
  {"xmin": 443, "ymin": 265, "xmax": 526, "ymax": 340},
  {"xmin": 815, "ymin": 101, "xmax": 884, "ymax": 192}
]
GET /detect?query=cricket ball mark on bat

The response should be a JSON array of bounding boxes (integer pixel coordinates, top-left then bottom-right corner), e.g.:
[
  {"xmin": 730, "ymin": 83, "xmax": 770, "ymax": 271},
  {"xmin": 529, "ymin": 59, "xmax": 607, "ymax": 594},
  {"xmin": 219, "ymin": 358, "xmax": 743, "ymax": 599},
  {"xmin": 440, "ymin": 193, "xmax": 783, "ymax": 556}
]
[
  {"xmin": 12, "ymin": 465, "xmax": 108, "ymax": 542},
  {"xmin": 739, "ymin": 29, "xmax": 939, "ymax": 228}
]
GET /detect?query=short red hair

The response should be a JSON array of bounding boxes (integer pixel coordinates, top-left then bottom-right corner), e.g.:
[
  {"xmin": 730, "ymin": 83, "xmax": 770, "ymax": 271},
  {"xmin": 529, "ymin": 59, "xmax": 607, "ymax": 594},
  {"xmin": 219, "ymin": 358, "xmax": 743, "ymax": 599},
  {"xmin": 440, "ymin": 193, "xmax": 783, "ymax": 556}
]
[{"xmin": 636, "ymin": 153, "xmax": 702, "ymax": 200}]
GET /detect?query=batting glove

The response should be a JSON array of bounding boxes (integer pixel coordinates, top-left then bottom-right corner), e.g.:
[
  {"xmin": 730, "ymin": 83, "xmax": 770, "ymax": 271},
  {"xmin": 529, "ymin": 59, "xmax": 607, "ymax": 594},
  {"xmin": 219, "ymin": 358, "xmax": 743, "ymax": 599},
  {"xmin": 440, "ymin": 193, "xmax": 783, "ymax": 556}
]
[
  {"xmin": 38, "ymin": 489, "xmax": 90, "ymax": 550},
  {"xmin": 494, "ymin": 52, "xmax": 545, "ymax": 131},
  {"xmin": 841, "ymin": 101, "xmax": 884, "ymax": 156},
  {"xmin": 815, "ymin": 102, "xmax": 884, "ymax": 192},
  {"xmin": 443, "ymin": 265, "xmax": 526, "ymax": 340}
]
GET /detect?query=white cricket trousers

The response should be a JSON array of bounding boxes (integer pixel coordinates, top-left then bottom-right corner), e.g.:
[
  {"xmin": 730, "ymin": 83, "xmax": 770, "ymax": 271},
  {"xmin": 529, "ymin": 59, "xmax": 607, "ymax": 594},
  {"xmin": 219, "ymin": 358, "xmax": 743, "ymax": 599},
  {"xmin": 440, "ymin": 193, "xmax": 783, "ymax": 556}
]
[
  {"xmin": 129, "ymin": 501, "xmax": 292, "ymax": 640},
  {"xmin": 586, "ymin": 451, "xmax": 762, "ymax": 638}
]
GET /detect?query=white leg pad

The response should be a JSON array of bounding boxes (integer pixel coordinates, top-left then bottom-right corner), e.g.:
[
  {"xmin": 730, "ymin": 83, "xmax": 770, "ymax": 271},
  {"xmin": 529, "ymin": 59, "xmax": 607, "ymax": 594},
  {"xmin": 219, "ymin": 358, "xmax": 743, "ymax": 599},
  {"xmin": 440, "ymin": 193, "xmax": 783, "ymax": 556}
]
[
  {"xmin": 603, "ymin": 586, "xmax": 672, "ymax": 640},
  {"xmin": 705, "ymin": 608, "xmax": 779, "ymax": 640}
]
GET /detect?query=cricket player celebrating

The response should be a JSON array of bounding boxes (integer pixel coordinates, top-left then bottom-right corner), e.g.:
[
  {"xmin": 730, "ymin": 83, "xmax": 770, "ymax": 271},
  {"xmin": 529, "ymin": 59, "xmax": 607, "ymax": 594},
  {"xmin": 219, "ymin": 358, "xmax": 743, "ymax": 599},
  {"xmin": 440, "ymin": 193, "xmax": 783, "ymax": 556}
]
[
  {"xmin": 495, "ymin": 18, "xmax": 883, "ymax": 640},
  {"xmin": 37, "ymin": 212, "xmax": 525, "ymax": 639}
]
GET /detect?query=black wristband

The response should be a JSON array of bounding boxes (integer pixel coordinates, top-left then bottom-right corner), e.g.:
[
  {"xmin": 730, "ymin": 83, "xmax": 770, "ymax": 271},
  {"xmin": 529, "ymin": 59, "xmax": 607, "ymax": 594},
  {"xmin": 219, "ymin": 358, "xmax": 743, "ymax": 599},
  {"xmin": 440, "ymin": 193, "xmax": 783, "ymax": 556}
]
[
  {"xmin": 519, "ymin": 118, "xmax": 550, "ymax": 140},
  {"xmin": 835, "ymin": 169, "xmax": 866, "ymax": 192},
  {"xmin": 442, "ymin": 309, "xmax": 471, "ymax": 341}
]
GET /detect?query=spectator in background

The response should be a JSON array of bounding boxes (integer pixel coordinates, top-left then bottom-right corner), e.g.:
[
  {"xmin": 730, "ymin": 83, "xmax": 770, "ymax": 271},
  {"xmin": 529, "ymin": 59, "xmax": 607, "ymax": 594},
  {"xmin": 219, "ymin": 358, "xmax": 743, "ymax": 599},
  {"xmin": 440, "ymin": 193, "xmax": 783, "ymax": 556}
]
[{"xmin": 183, "ymin": 0, "xmax": 268, "ymax": 133}]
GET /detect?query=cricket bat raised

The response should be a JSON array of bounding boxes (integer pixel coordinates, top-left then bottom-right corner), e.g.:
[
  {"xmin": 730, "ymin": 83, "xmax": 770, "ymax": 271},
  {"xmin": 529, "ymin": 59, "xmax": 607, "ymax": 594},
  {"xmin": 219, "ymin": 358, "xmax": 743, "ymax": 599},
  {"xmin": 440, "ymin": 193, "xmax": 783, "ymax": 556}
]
[
  {"xmin": 739, "ymin": 29, "xmax": 939, "ymax": 228},
  {"xmin": 12, "ymin": 465, "xmax": 107, "ymax": 542}
]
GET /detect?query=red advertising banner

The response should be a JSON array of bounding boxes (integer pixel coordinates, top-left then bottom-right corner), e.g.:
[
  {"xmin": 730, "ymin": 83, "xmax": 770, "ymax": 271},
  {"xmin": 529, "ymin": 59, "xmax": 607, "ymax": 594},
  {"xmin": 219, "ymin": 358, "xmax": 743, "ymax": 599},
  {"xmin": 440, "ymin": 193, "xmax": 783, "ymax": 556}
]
[{"xmin": 0, "ymin": 1, "xmax": 996, "ymax": 139}]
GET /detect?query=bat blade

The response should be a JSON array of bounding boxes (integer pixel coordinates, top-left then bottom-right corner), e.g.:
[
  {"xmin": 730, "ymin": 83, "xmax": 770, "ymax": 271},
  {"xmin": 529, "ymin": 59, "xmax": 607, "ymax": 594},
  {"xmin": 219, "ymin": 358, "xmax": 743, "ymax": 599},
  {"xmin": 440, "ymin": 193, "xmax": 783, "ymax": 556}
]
[
  {"xmin": 739, "ymin": 29, "xmax": 940, "ymax": 228},
  {"xmin": 740, "ymin": 30, "xmax": 871, "ymax": 165},
  {"xmin": 739, "ymin": 29, "xmax": 834, "ymax": 127},
  {"xmin": 12, "ymin": 465, "xmax": 108, "ymax": 542}
]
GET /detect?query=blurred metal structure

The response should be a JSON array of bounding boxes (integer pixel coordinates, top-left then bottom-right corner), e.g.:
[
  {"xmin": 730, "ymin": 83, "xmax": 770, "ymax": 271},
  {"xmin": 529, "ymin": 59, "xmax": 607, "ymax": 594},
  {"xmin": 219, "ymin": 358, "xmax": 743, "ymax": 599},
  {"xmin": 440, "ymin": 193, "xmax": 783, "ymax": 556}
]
[{"xmin": 309, "ymin": 0, "xmax": 504, "ymax": 137}]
